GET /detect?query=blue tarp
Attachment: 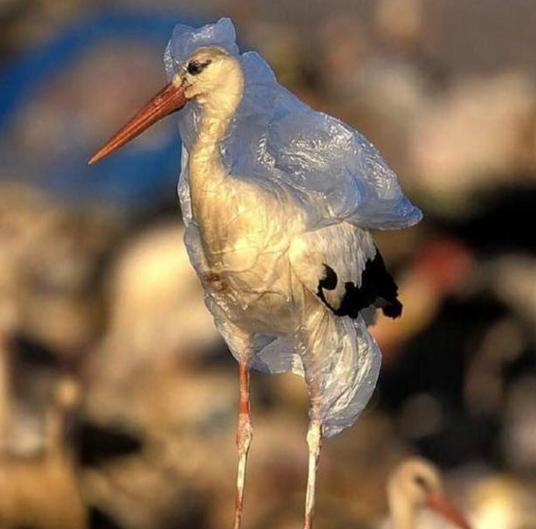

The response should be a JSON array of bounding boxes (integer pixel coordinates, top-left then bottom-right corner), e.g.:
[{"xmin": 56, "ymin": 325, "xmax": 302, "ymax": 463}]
[{"xmin": 0, "ymin": 9, "xmax": 200, "ymax": 208}]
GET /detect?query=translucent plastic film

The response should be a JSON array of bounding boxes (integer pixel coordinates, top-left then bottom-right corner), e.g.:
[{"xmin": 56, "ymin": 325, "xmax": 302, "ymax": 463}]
[
  {"xmin": 165, "ymin": 18, "xmax": 422, "ymax": 230},
  {"xmin": 164, "ymin": 18, "xmax": 420, "ymax": 437}
]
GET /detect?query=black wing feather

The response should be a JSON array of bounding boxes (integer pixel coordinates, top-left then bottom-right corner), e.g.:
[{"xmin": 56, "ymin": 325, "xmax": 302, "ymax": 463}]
[{"xmin": 317, "ymin": 250, "xmax": 402, "ymax": 319}]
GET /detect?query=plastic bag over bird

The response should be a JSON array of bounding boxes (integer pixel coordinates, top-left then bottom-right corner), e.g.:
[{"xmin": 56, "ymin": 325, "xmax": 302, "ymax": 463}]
[
  {"xmin": 163, "ymin": 18, "xmax": 421, "ymax": 438},
  {"xmin": 164, "ymin": 18, "xmax": 422, "ymax": 230}
]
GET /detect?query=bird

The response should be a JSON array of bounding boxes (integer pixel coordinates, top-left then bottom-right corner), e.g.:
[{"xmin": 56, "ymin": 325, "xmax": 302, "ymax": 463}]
[
  {"xmin": 89, "ymin": 17, "xmax": 422, "ymax": 529},
  {"xmin": 386, "ymin": 457, "xmax": 471, "ymax": 529}
]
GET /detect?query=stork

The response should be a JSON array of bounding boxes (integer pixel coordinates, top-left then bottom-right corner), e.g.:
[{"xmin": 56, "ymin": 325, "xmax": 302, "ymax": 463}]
[
  {"xmin": 89, "ymin": 18, "xmax": 422, "ymax": 529},
  {"xmin": 387, "ymin": 458, "xmax": 471, "ymax": 529}
]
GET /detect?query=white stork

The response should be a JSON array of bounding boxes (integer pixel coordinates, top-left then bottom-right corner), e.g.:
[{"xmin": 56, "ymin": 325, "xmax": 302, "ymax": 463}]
[
  {"xmin": 386, "ymin": 458, "xmax": 471, "ymax": 529},
  {"xmin": 90, "ymin": 18, "xmax": 422, "ymax": 529}
]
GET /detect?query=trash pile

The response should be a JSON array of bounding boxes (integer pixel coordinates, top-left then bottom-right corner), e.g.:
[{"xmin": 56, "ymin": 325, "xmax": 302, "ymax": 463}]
[{"xmin": 0, "ymin": 1, "xmax": 534, "ymax": 528}]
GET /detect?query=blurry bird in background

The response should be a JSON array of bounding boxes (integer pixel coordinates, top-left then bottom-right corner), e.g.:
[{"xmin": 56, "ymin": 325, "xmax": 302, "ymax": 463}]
[
  {"xmin": 385, "ymin": 458, "xmax": 536, "ymax": 529},
  {"xmin": 385, "ymin": 458, "xmax": 470, "ymax": 529},
  {"xmin": 92, "ymin": 222, "xmax": 218, "ymax": 383},
  {"xmin": 90, "ymin": 18, "xmax": 421, "ymax": 529}
]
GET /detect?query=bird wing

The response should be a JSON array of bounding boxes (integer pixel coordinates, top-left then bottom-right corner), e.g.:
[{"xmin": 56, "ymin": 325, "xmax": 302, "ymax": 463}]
[
  {"xmin": 289, "ymin": 222, "xmax": 402, "ymax": 320},
  {"xmin": 169, "ymin": 23, "xmax": 422, "ymax": 231},
  {"xmin": 295, "ymin": 296, "xmax": 382, "ymax": 438},
  {"xmin": 288, "ymin": 222, "xmax": 395, "ymax": 437},
  {"xmin": 225, "ymin": 52, "xmax": 422, "ymax": 230},
  {"xmin": 265, "ymin": 99, "xmax": 422, "ymax": 230}
]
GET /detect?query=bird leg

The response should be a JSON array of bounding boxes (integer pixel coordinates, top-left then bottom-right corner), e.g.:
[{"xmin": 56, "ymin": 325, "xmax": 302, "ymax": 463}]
[
  {"xmin": 304, "ymin": 419, "xmax": 322, "ymax": 529},
  {"xmin": 233, "ymin": 360, "xmax": 252, "ymax": 529}
]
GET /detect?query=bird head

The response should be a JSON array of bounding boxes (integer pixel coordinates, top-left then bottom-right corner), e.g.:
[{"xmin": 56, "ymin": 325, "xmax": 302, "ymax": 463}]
[
  {"xmin": 180, "ymin": 46, "xmax": 244, "ymax": 104},
  {"xmin": 88, "ymin": 45, "xmax": 243, "ymax": 165},
  {"xmin": 387, "ymin": 457, "xmax": 472, "ymax": 529}
]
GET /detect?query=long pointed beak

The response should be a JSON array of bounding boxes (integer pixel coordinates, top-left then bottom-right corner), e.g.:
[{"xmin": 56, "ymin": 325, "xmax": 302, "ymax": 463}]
[
  {"xmin": 88, "ymin": 79, "xmax": 188, "ymax": 165},
  {"xmin": 426, "ymin": 492, "xmax": 472, "ymax": 529}
]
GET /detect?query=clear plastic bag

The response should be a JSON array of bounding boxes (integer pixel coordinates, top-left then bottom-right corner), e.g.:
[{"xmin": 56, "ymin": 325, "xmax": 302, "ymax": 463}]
[
  {"xmin": 165, "ymin": 18, "xmax": 422, "ymax": 230},
  {"xmin": 164, "ymin": 18, "xmax": 421, "ymax": 437}
]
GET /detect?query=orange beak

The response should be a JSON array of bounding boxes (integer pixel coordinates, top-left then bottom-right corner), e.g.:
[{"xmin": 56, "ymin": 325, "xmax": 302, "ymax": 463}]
[
  {"xmin": 88, "ymin": 78, "xmax": 188, "ymax": 165},
  {"xmin": 426, "ymin": 492, "xmax": 472, "ymax": 529}
]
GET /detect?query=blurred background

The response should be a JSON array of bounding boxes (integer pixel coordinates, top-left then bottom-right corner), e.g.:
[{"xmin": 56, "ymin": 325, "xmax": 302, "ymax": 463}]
[{"xmin": 0, "ymin": 1, "xmax": 534, "ymax": 528}]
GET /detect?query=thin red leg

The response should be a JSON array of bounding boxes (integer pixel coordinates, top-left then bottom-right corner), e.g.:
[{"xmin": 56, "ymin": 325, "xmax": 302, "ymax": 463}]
[{"xmin": 233, "ymin": 360, "xmax": 252, "ymax": 529}]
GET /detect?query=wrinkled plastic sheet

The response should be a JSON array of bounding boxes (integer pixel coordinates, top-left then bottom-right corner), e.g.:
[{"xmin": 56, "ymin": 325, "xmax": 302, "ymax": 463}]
[
  {"xmin": 165, "ymin": 18, "xmax": 422, "ymax": 230},
  {"xmin": 163, "ymin": 18, "xmax": 421, "ymax": 437}
]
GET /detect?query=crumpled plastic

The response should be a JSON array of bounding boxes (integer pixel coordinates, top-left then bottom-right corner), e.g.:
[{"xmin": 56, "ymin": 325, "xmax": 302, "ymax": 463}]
[
  {"xmin": 165, "ymin": 18, "xmax": 422, "ymax": 230},
  {"xmin": 163, "ymin": 18, "xmax": 421, "ymax": 437}
]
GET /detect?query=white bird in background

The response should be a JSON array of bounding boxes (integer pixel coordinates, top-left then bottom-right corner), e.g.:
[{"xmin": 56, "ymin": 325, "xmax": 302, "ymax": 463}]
[
  {"xmin": 387, "ymin": 458, "xmax": 471, "ymax": 529},
  {"xmin": 90, "ymin": 18, "xmax": 422, "ymax": 529}
]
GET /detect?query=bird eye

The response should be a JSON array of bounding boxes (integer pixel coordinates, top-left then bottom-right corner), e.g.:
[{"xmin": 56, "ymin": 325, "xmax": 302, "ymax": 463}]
[
  {"xmin": 187, "ymin": 60, "xmax": 210, "ymax": 75},
  {"xmin": 413, "ymin": 475, "xmax": 429, "ymax": 490}
]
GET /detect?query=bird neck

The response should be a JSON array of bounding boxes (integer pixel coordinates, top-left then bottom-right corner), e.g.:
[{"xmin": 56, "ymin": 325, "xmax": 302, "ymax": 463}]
[
  {"xmin": 195, "ymin": 105, "xmax": 233, "ymax": 156},
  {"xmin": 389, "ymin": 495, "xmax": 418, "ymax": 529},
  {"xmin": 188, "ymin": 79, "xmax": 244, "ymax": 212}
]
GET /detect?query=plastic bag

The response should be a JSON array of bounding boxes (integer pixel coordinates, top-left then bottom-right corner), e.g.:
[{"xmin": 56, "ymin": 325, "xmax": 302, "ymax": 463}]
[{"xmin": 164, "ymin": 18, "xmax": 421, "ymax": 437}]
